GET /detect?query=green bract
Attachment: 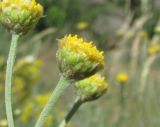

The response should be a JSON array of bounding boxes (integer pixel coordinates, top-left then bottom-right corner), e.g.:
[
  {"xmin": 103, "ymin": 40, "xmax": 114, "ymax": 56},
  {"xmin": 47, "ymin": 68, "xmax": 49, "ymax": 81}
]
[{"xmin": 56, "ymin": 47, "xmax": 102, "ymax": 80}]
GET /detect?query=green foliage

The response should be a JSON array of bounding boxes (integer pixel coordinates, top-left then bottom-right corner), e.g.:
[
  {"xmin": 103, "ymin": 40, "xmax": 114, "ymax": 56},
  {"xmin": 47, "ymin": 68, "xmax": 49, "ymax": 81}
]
[{"xmin": 46, "ymin": 6, "xmax": 66, "ymax": 27}]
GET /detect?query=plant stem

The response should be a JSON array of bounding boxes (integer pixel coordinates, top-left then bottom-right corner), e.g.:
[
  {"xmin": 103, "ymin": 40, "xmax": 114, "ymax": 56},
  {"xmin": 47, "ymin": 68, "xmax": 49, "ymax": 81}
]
[
  {"xmin": 5, "ymin": 33, "xmax": 20, "ymax": 127},
  {"xmin": 139, "ymin": 55, "xmax": 159, "ymax": 95},
  {"xmin": 35, "ymin": 76, "xmax": 72, "ymax": 127},
  {"xmin": 59, "ymin": 97, "xmax": 83, "ymax": 127},
  {"xmin": 120, "ymin": 85, "xmax": 125, "ymax": 109}
]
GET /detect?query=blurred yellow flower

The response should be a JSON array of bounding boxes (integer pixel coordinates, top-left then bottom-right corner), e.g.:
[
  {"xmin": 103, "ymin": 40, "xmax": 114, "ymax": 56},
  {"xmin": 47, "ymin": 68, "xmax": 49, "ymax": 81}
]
[
  {"xmin": 117, "ymin": 73, "xmax": 128, "ymax": 84},
  {"xmin": 45, "ymin": 115, "xmax": 53, "ymax": 127},
  {"xmin": 0, "ymin": 119, "xmax": 8, "ymax": 127},
  {"xmin": 34, "ymin": 93, "xmax": 51, "ymax": 108},
  {"xmin": 20, "ymin": 102, "xmax": 34, "ymax": 122},
  {"xmin": 12, "ymin": 77, "xmax": 25, "ymax": 93},
  {"xmin": 76, "ymin": 21, "xmax": 88, "ymax": 30},
  {"xmin": 148, "ymin": 44, "xmax": 160, "ymax": 55},
  {"xmin": 14, "ymin": 56, "xmax": 43, "ymax": 86}
]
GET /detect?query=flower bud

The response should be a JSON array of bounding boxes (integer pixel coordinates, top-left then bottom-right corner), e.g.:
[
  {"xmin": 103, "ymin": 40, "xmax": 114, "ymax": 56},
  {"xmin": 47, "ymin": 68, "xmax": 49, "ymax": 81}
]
[
  {"xmin": 0, "ymin": 0, "xmax": 43, "ymax": 34},
  {"xmin": 56, "ymin": 34, "xmax": 104, "ymax": 80},
  {"xmin": 75, "ymin": 74, "xmax": 108, "ymax": 102}
]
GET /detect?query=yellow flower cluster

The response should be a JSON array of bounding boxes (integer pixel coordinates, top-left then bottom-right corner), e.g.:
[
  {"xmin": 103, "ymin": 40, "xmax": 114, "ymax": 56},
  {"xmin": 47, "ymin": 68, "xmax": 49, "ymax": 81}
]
[
  {"xmin": 0, "ymin": 0, "xmax": 43, "ymax": 34},
  {"xmin": 59, "ymin": 34, "xmax": 104, "ymax": 67},
  {"xmin": 0, "ymin": 119, "xmax": 7, "ymax": 127},
  {"xmin": 117, "ymin": 73, "xmax": 128, "ymax": 84},
  {"xmin": 0, "ymin": 55, "xmax": 43, "ymax": 105},
  {"xmin": 0, "ymin": 0, "xmax": 43, "ymax": 16}
]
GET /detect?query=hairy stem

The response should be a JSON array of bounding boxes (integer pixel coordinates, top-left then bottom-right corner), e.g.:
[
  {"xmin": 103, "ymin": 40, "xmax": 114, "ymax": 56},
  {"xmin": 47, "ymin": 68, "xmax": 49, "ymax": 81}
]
[
  {"xmin": 35, "ymin": 76, "xmax": 72, "ymax": 127},
  {"xmin": 59, "ymin": 97, "xmax": 82, "ymax": 127},
  {"xmin": 5, "ymin": 33, "xmax": 20, "ymax": 127}
]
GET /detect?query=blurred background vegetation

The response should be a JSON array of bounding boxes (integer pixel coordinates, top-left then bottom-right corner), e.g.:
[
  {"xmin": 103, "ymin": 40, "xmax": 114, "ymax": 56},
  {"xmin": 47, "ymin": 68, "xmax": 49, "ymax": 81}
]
[{"xmin": 0, "ymin": 0, "xmax": 160, "ymax": 127}]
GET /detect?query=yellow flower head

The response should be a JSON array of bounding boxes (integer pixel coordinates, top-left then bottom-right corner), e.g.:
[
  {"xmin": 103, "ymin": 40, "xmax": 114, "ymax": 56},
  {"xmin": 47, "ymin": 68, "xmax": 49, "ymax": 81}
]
[
  {"xmin": 148, "ymin": 44, "xmax": 160, "ymax": 55},
  {"xmin": 59, "ymin": 34, "xmax": 104, "ymax": 65},
  {"xmin": 75, "ymin": 74, "xmax": 108, "ymax": 102},
  {"xmin": 57, "ymin": 34, "xmax": 104, "ymax": 80},
  {"xmin": 0, "ymin": 119, "xmax": 7, "ymax": 127},
  {"xmin": 0, "ymin": 0, "xmax": 43, "ymax": 34},
  {"xmin": 117, "ymin": 73, "xmax": 128, "ymax": 84},
  {"xmin": 76, "ymin": 21, "xmax": 88, "ymax": 30}
]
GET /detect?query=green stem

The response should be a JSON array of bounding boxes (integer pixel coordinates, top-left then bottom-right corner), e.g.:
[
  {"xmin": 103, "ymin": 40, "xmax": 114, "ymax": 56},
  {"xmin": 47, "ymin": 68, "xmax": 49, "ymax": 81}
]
[
  {"xmin": 117, "ymin": 84, "xmax": 125, "ymax": 126},
  {"xmin": 5, "ymin": 33, "xmax": 20, "ymax": 127},
  {"xmin": 120, "ymin": 84, "xmax": 125, "ymax": 109},
  {"xmin": 35, "ymin": 76, "xmax": 72, "ymax": 127},
  {"xmin": 59, "ymin": 97, "xmax": 83, "ymax": 127}
]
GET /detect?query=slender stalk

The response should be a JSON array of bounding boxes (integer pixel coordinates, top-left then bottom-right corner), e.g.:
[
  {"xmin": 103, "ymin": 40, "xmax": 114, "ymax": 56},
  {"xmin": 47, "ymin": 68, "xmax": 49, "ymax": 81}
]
[
  {"xmin": 120, "ymin": 85, "xmax": 125, "ymax": 109},
  {"xmin": 130, "ymin": 35, "xmax": 141, "ymax": 76},
  {"xmin": 139, "ymin": 55, "xmax": 159, "ymax": 94},
  {"xmin": 116, "ymin": 84, "xmax": 125, "ymax": 126},
  {"xmin": 35, "ymin": 76, "xmax": 72, "ymax": 127},
  {"xmin": 5, "ymin": 33, "xmax": 20, "ymax": 127},
  {"xmin": 59, "ymin": 97, "xmax": 83, "ymax": 127}
]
